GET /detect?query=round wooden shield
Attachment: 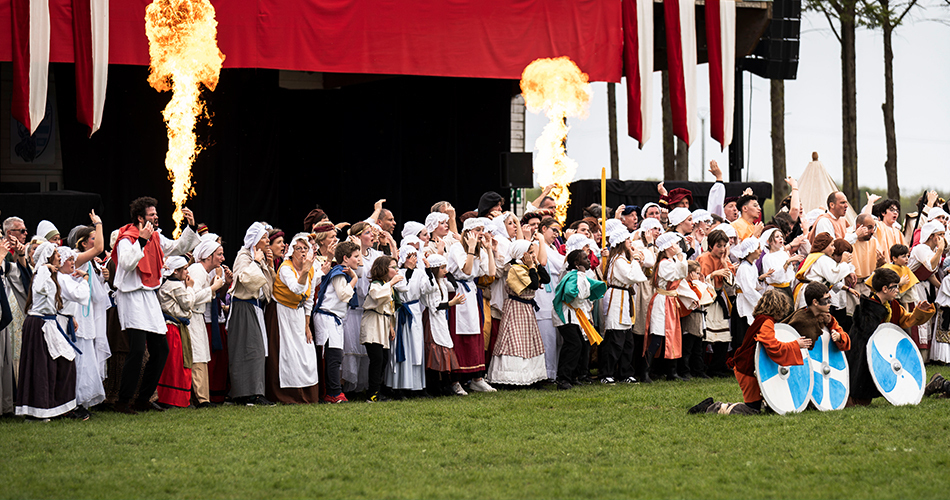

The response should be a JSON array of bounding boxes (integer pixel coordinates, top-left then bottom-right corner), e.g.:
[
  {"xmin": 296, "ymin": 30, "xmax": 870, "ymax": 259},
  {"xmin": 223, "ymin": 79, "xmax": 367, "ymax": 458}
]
[
  {"xmin": 808, "ymin": 329, "xmax": 850, "ymax": 411},
  {"xmin": 867, "ymin": 323, "xmax": 925, "ymax": 406},
  {"xmin": 755, "ymin": 323, "xmax": 814, "ymax": 415}
]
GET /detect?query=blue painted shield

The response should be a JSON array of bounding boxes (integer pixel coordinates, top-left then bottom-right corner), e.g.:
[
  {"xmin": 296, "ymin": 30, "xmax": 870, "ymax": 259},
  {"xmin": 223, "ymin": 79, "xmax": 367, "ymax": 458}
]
[
  {"xmin": 755, "ymin": 323, "xmax": 814, "ymax": 415},
  {"xmin": 808, "ymin": 330, "xmax": 850, "ymax": 411},
  {"xmin": 868, "ymin": 323, "xmax": 925, "ymax": 406}
]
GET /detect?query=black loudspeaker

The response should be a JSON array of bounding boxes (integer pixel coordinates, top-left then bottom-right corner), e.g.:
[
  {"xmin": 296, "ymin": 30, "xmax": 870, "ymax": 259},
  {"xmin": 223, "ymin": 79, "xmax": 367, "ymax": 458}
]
[
  {"xmin": 744, "ymin": 0, "xmax": 800, "ymax": 80},
  {"xmin": 500, "ymin": 152, "xmax": 533, "ymax": 188}
]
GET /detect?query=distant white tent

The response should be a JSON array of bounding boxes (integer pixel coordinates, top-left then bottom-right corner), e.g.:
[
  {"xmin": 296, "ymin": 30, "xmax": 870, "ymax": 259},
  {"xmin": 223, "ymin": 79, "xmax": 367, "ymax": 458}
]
[{"xmin": 796, "ymin": 152, "xmax": 857, "ymax": 225}]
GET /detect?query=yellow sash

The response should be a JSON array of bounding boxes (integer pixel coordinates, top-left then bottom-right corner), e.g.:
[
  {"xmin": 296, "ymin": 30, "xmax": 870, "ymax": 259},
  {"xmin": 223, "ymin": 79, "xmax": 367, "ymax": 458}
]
[{"xmin": 569, "ymin": 306, "xmax": 603, "ymax": 345}]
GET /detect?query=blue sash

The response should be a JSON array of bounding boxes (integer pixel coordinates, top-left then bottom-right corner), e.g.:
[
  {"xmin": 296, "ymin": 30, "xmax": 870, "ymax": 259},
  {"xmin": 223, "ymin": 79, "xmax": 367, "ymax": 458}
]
[
  {"xmin": 163, "ymin": 313, "xmax": 191, "ymax": 327},
  {"xmin": 38, "ymin": 314, "xmax": 82, "ymax": 355},
  {"xmin": 395, "ymin": 299, "xmax": 419, "ymax": 363},
  {"xmin": 508, "ymin": 294, "xmax": 540, "ymax": 312}
]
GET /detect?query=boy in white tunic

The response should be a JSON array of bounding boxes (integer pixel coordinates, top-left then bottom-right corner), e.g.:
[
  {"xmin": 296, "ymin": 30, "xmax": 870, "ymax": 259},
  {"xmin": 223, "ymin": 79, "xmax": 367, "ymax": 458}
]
[{"xmin": 313, "ymin": 241, "xmax": 360, "ymax": 403}]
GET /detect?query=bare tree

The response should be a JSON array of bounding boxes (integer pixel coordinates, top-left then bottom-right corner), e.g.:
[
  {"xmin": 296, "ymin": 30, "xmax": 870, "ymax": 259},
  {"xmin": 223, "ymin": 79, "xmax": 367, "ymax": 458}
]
[
  {"xmin": 860, "ymin": 0, "xmax": 919, "ymax": 200},
  {"xmin": 675, "ymin": 138, "xmax": 689, "ymax": 180},
  {"xmin": 771, "ymin": 80, "xmax": 788, "ymax": 202},
  {"xmin": 662, "ymin": 71, "xmax": 675, "ymax": 180},
  {"xmin": 607, "ymin": 82, "xmax": 620, "ymax": 179},
  {"xmin": 805, "ymin": 0, "xmax": 860, "ymax": 203}
]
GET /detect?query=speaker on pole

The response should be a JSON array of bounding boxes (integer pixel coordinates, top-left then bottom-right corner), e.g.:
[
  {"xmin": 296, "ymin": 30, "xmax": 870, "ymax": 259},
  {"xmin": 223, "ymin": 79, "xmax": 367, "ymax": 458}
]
[{"xmin": 500, "ymin": 152, "xmax": 533, "ymax": 188}]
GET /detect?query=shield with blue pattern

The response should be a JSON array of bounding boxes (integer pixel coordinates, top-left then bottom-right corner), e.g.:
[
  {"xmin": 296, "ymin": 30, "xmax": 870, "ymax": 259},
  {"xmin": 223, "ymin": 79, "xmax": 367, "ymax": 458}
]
[
  {"xmin": 867, "ymin": 323, "xmax": 925, "ymax": 406},
  {"xmin": 808, "ymin": 330, "xmax": 850, "ymax": 411},
  {"xmin": 755, "ymin": 323, "xmax": 814, "ymax": 415}
]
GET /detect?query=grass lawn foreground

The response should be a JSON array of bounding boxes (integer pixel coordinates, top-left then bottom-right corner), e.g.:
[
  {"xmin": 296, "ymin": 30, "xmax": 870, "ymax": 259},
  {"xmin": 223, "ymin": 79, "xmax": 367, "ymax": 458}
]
[{"xmin": 3, "ymin": 366, "xmax": 950, "ymax": 499}]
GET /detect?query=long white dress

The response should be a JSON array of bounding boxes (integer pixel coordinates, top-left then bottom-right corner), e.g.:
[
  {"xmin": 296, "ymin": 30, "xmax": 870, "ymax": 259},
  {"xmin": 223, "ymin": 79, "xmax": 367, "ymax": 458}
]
[
  {"xmin": 73, "ymin": 261, "xmax": 111, "ymax": 408},
  {"xmin": 58, "ymin": 272, "xmax": 98, "ymax": 407},
  {"xmin": 276, "ymin": 263, "xmax": 319, "ymax": 388},
  {"xmin": 387, "ymin": 268, "xmax": 426, "ymax": 390},
  {"xmin": 535, "ymin": 245, "xmax": 564, "ymax": 380}
]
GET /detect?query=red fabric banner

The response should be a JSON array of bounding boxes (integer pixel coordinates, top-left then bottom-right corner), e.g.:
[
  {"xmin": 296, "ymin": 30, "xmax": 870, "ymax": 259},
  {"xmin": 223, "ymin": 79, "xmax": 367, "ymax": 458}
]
[
  {"xmin": 0, "ymin": 0, "xmax": 622, "ymax": 82},
  {"xmin": 622, "ymin": 0, "xmax": 653, "ymax": 146}
]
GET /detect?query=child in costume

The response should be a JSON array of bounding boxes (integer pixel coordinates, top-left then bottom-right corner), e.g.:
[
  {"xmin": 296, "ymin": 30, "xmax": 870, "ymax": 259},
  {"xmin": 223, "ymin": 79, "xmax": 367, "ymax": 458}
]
[
  {"xmin": 848, "ymin": 267, "xmax": 935, "ymax": 406},
  {"xmin": 156, "ymin": 256, "xmax": 197, "ymax": 408},
  {"xmin": 360, "ymin": 255, "xmax": 403, "ymax": 402},
  {"xmin": 676, "ymin": 260, "xmax": 715, "ymax": 379},
  {"xmin": 553, "ymin": 250, "xmax": 606, "ymax": 390},
  {"xmin": 419, "ymin": 254, "xmax": 466, "ymax": 396}
]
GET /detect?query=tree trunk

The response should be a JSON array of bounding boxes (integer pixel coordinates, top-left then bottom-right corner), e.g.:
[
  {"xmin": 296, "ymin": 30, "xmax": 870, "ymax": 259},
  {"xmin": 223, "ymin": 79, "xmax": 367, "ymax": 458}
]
[
  {"xmin": 881, "ymin": 21, "xmax": 900, "ymax": 201},
  {"xmin": 675, "ymin": 138, "xmax": 689, "ymax": 180},
  {"xmin": 607, "ymin": 82, "xmax": 620, "ymax": 179},
  {"xmin": 662, "ymin": 71, "xmax": 675, "ymax": 180},
  {"xmin": 840, "ymin": 11, "xmax": 859, "ymax": 204},
  {"xmin": 771, "ymin": 79, "xmax": 788, "ymax": 203}
]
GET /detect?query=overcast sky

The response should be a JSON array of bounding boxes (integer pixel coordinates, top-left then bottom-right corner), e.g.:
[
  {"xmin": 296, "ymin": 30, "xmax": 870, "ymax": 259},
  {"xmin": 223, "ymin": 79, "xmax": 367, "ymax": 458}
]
[{"xmin": 525, "ymin": 4, "xmax": 950, "ymax": 195}]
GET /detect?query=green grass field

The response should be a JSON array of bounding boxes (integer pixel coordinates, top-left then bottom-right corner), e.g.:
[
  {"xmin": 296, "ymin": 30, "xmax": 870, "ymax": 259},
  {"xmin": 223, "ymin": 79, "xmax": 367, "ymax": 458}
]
[{"xmin": 4, "ymin": 366, "xmax": 950, "ymax": 499}]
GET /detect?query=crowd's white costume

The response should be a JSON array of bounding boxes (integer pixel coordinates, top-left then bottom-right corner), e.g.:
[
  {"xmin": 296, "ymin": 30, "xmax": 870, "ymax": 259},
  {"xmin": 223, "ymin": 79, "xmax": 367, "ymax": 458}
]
[
  {"xmin": 388, "ymin": 266, "xmax": 427, "ymax": 390},
  {"xmin": 535, "ymin": 243, "xmax": 564, "ymax": 380},
  {"xmin": 276, "ymin": 262, "xmax": 319, "ymax": 389},
  {"xmin": 57, "ymin": 267, "xmax": 99, "ymax": 407},
  {"xmin": 794, "ymin": 255, "xmax": 854, "ymax": 310},
  {"xmin": 342, "ymin": 247, "xmax": 380, "ymax": 392},
  {"xmin": 447, "ymin": 243, "xmax": 488, "ymax": 335},
  {"xmin": 648, "ymin": 257, "xmax": 689, "ymax": 336}
]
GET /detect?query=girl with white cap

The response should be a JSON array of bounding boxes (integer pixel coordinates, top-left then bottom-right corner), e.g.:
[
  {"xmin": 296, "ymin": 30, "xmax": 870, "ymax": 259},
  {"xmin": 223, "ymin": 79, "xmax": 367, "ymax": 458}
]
[
  {"xmin": 419, "ymin": 254, "xmax": 466, "ymax": 396},
  {"xmin": 601, "ymin": 229, "xmax": 648, "ymax": 384},
  {"xmin": 645, "ymin": 232, "xmax": 689, "ymax": 381},
  {"xmin": 446, "ymin": 217, "xmax": 496, "ymax": 393},
  {"xmin": 15, "ymin": 243, "xmax": 81, "ymax": 420},
  {"xmin": 908, "ymin": 221, "xmax": 946, "ymax": 358},
  {"xmin": 486, "ymin": 240, "xmax": 549, "ymax": 387},
  {"xmin": 733, "ymin": 237, "xmax": 771, "ymax": 343},
  {"xmin": 631, "ymin": 217, "xmax": 660, "ymax": 382},
  {"xmin": 759, "ymin": 227, "xmax": 803, "ymax": 302},
  {"xmin": 387, "ymin": 246, "xmax": 428, "ymax": 396},
  {"xmin": 156, "ymin": 256, "xmax": 196, "ymax": 408}
]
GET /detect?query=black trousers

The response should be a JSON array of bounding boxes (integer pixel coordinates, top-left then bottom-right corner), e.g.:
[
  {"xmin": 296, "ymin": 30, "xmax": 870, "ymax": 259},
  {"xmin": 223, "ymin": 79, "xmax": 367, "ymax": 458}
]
[
  {"xmin": 633, "ymin": 334, "xmax": 646, "ymax": 377},
  {"xmin": 707, "ymin": 341, "xmax": 730, "ymax": 375},
  {"xmin": 118, "ymin": 329, "xmax": 169, "ymax": 404},
  {"xmin": 732, "ymin": 311, "xmax": 750, "ymax": 351},
  {"xmin": 324, "ymin": 346, "xmax": 343, "ymax": 396},
  {"xmin": 600, "ymin": 329, "xmax": 635, "ymax": 379},
  {"xmin": 557, "ymin": 324, "xmax": 583, "ymax": 382},
  {"xmin": 679, "ymin": 334, "xmax": 705, "ymax": 375},
  {"xmin": 364, "ymin": 343, "xmax": 387, "ymax": 395}
]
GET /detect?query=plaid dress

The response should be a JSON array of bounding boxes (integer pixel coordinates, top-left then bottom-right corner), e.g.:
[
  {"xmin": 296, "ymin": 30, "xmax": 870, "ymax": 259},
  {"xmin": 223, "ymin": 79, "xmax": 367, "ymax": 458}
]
[{"xmin": 493, "ymin": 266, "xmax": 545, "ymax": 359}]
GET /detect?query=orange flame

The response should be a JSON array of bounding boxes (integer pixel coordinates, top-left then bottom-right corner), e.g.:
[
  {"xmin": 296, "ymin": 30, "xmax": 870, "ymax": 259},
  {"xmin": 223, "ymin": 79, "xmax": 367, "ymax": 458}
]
[
  {"xmin": 520, "ymin": 57, "xmax": 591, "ymax": 224},
  {"xmin": 145, "ymin": 0, "xmax": 225, "ymax": 237}
]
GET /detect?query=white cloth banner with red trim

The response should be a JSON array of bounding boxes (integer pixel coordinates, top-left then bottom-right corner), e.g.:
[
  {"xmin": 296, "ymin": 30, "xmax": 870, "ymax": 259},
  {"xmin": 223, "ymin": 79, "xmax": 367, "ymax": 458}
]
[
  {"xmin": 71, "ymin": 0, "xmax": 110, "ymax": 136},
  {"xmin": 706, "ymin": 0, "xmax": 736, "ymax": 149},
  {"xmin": 11, "ymin": 0, "xmax": 50, "ymax": 135},
  {"xmin": 622, "ymin": 0, "xmax": 653, "ymax": 146},
  {"xmin": 663, "ymin": 0, "xmax": 698, "ymax": 146}
]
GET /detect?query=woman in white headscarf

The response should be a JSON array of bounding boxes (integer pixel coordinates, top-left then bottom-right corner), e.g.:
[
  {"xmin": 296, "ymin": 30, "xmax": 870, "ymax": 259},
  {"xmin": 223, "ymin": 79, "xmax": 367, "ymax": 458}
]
[
  {"xmin": 156, "ymin": 256, "xmax": 196, "ymax": 408},
  {"xmin": 225, "ymin": 222, "xmax": 276, "ymax": 406},
  {"xmin": 387, "ymin": 245, "xmax": 428, "ymax": 395},
  {"xmin": 187, "ymin": 238, "xmax": 227, "ymax": 406},
  {"xmin": 15, "ymin": 243, "xmax": 83, "ymax": 420},
  {"xmin": 424, "ymin": 211, "xmax": 456, "ymax": 256},
  {"xmin": 486, "ymin": 240, "xmax": 550, "ymax": 386}
]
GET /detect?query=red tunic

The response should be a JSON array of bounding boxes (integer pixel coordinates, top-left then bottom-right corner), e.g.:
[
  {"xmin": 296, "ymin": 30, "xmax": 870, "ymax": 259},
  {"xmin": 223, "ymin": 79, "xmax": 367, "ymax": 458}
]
[{"xmin": 729, "ymin": 315, "xmax": 803, "ymax": 403}]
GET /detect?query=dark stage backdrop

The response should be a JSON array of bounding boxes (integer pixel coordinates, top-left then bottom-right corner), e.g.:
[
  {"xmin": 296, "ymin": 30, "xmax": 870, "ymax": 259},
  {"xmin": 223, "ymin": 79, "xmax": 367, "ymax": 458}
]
[
  {"xmin": 53, "ymin": 65, "xmax": 515, "ymax": 255},
  {"xmin": 566, "ymin": 179, "xmax": 773, "ymax": 222}
]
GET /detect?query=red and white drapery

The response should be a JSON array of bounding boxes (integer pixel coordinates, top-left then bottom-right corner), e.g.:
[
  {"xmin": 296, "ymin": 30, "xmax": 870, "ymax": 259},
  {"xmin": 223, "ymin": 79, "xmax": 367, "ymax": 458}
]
[
  {"xmin": 706, "ymin": 0, "xmax": 736, "ymax": 149},
  {"xmin": 622, "ymin": 0, "xmax": 653, "ymax": 147},
  {"xmin": 11, "ymin": 0, "xmax": 108, "ymax": 136},
  {"xmin": 663, "ymin": 0, "xmax": 698, "ymax": 146},
  {"xmin": 10, "ymin": 0, "xmax": 50, "ymax": 135}
]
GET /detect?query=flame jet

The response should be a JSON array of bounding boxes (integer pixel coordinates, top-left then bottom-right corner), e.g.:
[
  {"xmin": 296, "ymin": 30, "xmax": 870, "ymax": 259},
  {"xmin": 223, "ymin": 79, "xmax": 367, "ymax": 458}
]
[
  {"xmin": 520, "ymin": 57, "xmax": 592, "ymax": 224},
  {"xmin": 146, "ymin": 0, "xmax": 225, "ymax": 237}
]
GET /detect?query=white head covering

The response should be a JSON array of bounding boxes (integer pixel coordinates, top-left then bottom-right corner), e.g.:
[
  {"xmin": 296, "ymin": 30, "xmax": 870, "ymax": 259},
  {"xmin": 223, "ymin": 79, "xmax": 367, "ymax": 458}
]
[
  {"xmin": 401, "ymin": 235, "xmax": 422, "ymax": 248},
  {"xmin": 56, "ymin": 246, "xmax": 77, "ymax": 263},
  {"xmin": 565, "ymin": 234, "xmax": 595, "ymax": 254},
  {"xmin": 285, "ymin": 232, "xmax": 311, "ymax": 260},
  {"xmin": 609, "ymin": 229, "xmax": 634, "ymax": 249},
  {"xmin": 401, "ymin": 221, "xmax": 425, "ymax": 240},
  {"xmin": 193, "ymin": 239, "xmax": 221, "ymax": 262},
  {"xmin": 732, "ymin": 237, "xmax": 760, "ymax": 260},
  {"xmin": 109, "ymin": 229, "xmax": 119, "ymax": 250},
  {"xmin": 641, "ymin": 202, "xmax": 660, "ymax": 219},
  {"xmin": 33, "ymin": 241, "xmax": 57, "ymax": 266},
  {"xmin": 668, "ymin": 207, "xmax": 692, "ymax": 227},
  {"xmin": 721, "ymin": 224, "xmax": 737, "ymax": 239},
  {"xmin": 605, "ymin": 219, "xmax": 623, "ymax": 235},
  {"xmin": 462, "ymin": 217, "xmax": 486, "ymax": 232},
  {"xmin": 426, "ymin": 254, "xmax": 447, "ymax": 268},
  {"xmin": 162, "ymin": 256, "xmax": 189, "ymax": 277},
  {"xmin": 201, "ymin": 232, "xmax": 220, "ymax": 243},
  {"xmin": 759, "ymin": 227, "xmax": 780, "ymax": 251},
  {"xmin": 927, "ymin": 207, "xmax": 949, "ymax": 222},
  {"xmin": 507, "ymin": 240, "xmax": 533, "ymax": 263},
  {"xmin": 425, "ymin": 212, "xmax": 449, "ymax": 233},
  {"xmin": 398, "ymin": 245, "xmax": 418, "ymax": 267},
  {"xmin": 36, "ymin": 220, "xmax": 58, "ymax": 240},
  {"xmin": 655, "ymin": 232, "xmax": 680, "ymax": 252},
  {"xmin": 639, "ymin": 218, "xmax": 662, "ymax": 233},
  {"xmin": 805, "ymin": 209, "xmax": 825, "ymax": 226},
  {"xmin": 490, "ymin": 213, "xmax": 514, "ymax": 237},
  {"xmin": 243, "ymin": 222, "xmax": 268, "ymax": 251},
  {"xmin": 691, "ymin": 209, "xmax": 712, "ymax": 224},
  {"xmin": 920, "ymin": 221, "xmax": 946, "ymax": 244}
]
